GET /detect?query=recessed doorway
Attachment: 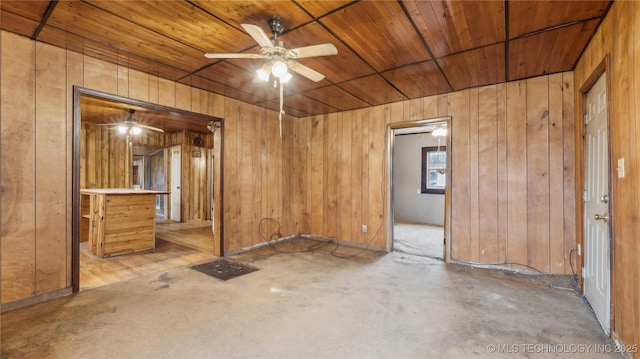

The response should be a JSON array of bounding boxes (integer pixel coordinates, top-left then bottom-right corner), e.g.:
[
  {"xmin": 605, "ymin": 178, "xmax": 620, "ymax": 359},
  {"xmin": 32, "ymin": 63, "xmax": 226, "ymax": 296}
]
[{"xmin": 387, "ymin": 118, "xmax": 452, "ymax": 261}]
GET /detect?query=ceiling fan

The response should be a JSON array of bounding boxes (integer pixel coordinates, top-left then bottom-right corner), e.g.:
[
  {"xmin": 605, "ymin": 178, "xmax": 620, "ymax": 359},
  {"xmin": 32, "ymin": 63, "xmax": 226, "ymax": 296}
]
[
  {"xmin": 97, "ymin": 109, "xmax": 164, "ymax": 135},
  {"xmin": 204, "ymin": 17, "xmax": 338, "ymax": 83}
]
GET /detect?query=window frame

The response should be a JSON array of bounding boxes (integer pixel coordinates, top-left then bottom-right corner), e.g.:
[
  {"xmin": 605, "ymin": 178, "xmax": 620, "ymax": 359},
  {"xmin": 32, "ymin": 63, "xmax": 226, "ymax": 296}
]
[{"xmin": 421, "ymin": 146, "xmax": 446, "ymax": 194}]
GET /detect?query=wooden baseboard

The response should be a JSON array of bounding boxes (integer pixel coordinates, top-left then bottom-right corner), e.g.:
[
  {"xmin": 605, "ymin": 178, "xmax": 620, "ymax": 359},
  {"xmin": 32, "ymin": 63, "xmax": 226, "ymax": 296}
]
[{"xmin": 1, "ymin": 287, "xmax": 72, "ymax": 313}]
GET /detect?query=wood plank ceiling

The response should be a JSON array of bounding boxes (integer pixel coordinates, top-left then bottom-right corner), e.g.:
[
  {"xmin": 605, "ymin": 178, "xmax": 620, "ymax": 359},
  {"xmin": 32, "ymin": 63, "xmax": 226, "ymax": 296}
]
[{"xmin": 1, "ymin": 1, "xmax": 611, "ymax": 122}]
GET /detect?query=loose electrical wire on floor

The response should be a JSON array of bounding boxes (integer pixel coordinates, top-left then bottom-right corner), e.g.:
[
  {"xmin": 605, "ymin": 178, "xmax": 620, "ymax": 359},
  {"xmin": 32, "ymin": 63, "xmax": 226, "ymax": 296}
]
[
  {"xmin": 453, "ymin": 259, "xmax": 545, "ymax": 274},
  {"xmin": 258, "ymin": 218, "xmax": 333, "ymax": 255}
]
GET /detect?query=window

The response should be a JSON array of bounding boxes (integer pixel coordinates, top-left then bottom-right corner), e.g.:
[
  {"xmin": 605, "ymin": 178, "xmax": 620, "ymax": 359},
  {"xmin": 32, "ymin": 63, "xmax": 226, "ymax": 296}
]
[{"xmin": 421, "ymin": 146, "xmax": 446, "ymax": 194}]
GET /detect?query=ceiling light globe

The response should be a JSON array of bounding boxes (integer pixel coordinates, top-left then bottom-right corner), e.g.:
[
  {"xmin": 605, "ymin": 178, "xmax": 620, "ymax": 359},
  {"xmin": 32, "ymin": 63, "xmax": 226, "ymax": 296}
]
[
  {"xmin": 131, "ymin": 126, "xmax": 142, "ymax": 135},
  {"xmin": 272, "ymin": 61, "xmax": 288, "ymax": 77},
  {"xmin": 280, "ymin": 71, "xmax": 292, "ymax": 83},
  {"xmin": 117, "ymin": 125, "xmax": 128, "ymax": 134}
]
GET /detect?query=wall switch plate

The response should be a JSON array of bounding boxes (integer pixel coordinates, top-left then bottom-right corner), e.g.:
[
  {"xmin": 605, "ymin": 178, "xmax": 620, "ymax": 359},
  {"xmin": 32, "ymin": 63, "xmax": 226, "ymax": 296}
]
[
  {"xmin": 577, "ymin": 244, "xmax": 581, "ymax": 256},
  {"xmin": 362, "ymin": 225, "xmax": 368, "ymax": 233},
  {"xmin": 618, "ymin": 158, "xmax": 625, "ymax": 178},
  {"xmin": 417, "ymin": 188, "xmax": 420, "ymax": 194}
]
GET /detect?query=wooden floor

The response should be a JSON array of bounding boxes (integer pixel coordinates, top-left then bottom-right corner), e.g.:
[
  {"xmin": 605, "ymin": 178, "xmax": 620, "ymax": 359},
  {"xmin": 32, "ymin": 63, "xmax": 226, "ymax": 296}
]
[{"xmin": 80, "ymin": 220, "xmax": 217, "ymax": 291}]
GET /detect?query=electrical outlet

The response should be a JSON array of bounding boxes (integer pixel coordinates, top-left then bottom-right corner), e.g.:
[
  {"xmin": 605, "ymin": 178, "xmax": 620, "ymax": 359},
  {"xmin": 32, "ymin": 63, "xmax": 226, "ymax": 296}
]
[{"xmin": 362, "ymin": 225, "xmax": 368, "ymax": 233}]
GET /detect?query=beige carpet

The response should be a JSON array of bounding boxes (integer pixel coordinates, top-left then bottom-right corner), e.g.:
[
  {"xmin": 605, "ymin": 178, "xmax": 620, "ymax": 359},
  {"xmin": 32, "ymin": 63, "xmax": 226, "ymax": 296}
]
[{"xmin": 393, "ymin": 222, "xmax": 444, "ymax": 259}]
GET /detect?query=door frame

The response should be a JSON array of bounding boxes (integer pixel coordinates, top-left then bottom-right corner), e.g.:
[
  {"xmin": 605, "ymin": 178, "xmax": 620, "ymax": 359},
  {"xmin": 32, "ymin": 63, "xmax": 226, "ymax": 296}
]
[
  {"xmin": 169, "ymin": 145, "xmax": 182, "ymax": 222},
  {"xmin": 72, "ymin": 86, "xmax": 224, "ymax": 292},
  {"xmin": 577, "ymin": 55, "xmax": 614, "ymax": 333},
  {"xmin": 386, "ymin": 117, "xmax": 453, "ymax": 262}
]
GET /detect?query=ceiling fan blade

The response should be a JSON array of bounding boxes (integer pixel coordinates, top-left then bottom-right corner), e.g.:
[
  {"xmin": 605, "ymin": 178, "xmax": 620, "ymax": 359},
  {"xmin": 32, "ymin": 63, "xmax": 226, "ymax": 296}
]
[
  {"xmin": 136, "ymin": 124, "xmax": 165, "ymax": 133},
  {"xmin": 287, "ymin": 43, "xmax": 338, "ymax": 59},
  {"xmin": 288, "ymin": 61, "xmax": 326, "ymax": 82},
  {"xmin": 204, "ymin": 53, "xmax": 264, "ymax": 59},
  {"xmin": 241, "ymin": 23, "xmax": 273, "ymax": 48}
]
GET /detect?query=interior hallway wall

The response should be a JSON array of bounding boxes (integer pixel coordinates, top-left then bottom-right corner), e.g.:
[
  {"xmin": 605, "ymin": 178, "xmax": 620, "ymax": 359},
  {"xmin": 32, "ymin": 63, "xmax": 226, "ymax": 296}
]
[
  {"xmin": 0, "ymin": 30, "xmax": 283, "ymax": 306},
  {"xmin": 573, "ymin": 1, "xmax": 640, "ymax": 355},
  {"xmin": 292, "ymin": 72, "xmax": 575, "ymax": 275}
]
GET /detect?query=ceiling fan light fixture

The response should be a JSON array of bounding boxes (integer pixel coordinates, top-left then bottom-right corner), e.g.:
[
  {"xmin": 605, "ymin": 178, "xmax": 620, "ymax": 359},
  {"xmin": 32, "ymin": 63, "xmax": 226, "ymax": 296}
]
[
  {"xmin": 432, "ymin": 126, "xmax": 447, "ymax": 137},
  {"xmin": 271, "ymin": 60, "xmax": 288, "ymax": 77},
  {"xmin": 117, "ymin": 125, "xmax": 128, "ymax": 134},
  {"xmin": 131, "ymin": 126, "xmax": 142, "ymax": 135},
  {"xmin": 257, "ymin": 63, "xmax": 271, "ymax": 82},
  {"xmin": 280, "ymin": 71, "xmax": 292, "ymax": 83}
]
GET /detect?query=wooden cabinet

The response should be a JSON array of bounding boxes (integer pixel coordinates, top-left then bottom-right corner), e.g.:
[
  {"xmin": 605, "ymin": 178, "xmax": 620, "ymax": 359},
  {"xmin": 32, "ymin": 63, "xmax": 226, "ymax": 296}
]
[{"xmin": 80, "ymin": 189, "xmax": 169, "ymax": 257}]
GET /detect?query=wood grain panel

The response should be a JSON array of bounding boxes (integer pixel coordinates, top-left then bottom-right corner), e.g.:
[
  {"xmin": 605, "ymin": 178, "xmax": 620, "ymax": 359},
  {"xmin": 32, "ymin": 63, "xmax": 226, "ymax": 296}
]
[
  {"xmin": 449, "ymin": 90, "xmax": 471, "ymax": 261},
  {"xmin": 496, "ymin": 83, "xmax": 508, "ymax": 264},
  {"xmin": 34, "ymin": 42, "xmax": 68, "ymax": 294},
  {"xmin": 548, "ymin": 73, "xmax": 565, "ymax": 273},
  {"xmin": 310, "ymin": 115, "xmax": 324, "ymax": 235},
  {"xmin": 128, "ymin": 69, "xmax": 149, "ymax": 102},
  {"xmin": 478, "ymin": 85, "xmax": 499, "ymax": 264},
  {"xmin": 83, "ymin": 57, "xmax": 118, "ymax": 95},
  {"xmin": 1, "ymin": 31, "xmax": 36, "ymax": 303},
  {"xmin": 350, "ymin": 109, "xmax": 364, "ymax": 243},
  {"xmin": 505, "ymin": 80, "xmax": 528, "ymax": 267},
  {"xmin": 438, "ymin": 44, "xmax": 505, "ymax": 91},
  {"xmin": 468, "ymin": 88, "xmax": 480, "ymax": 262},
  {"xmin": 339, "ymin": 112, "xmax": 352, "ymax": 241},
  {"xmin": 561, "ymin": 73, "xmax": 576, "ymax": 275},
  {"xmin": 117, "ymin": 65, "xmax": 128, "ymax": 98},
  {"xmin": 324, "ymin": 113, "xmax": 338, "ymax": 238},
  {"xmin": 526, "ymin": 76, "xmax": 550, "ymax": 273}
]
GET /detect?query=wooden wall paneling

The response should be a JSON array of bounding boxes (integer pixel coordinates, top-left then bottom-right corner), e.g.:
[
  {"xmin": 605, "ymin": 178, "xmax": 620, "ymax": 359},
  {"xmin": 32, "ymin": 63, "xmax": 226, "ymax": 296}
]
[
  {"xmin": 251, "ymin": 108, "xmax": 264, "ymax": 241},
  {"xmin": 309, "ymin": 115, "xmax": 324, "ymax": 235},
  {"xmin": 265, "ymin": 110, "xmax": 282, "ymax": 237},
  {"xmin": 66, "ymin": 50, "xmax": 84, "ymax": 287},
  {"xmin": 212, "ymin": 127, "xmax": 222, "ymax": 256},
  {"xmin": 408, "ymin": 98, "xmax": 423, "ymax": 121},
  {"xmin": 468, "ymin": 88, "xmax": 480, "ymax": 262},
  {"xmin": 548, "ymin": 73, "xmax": 566, "ymax": 273},
  {"xmin": 496, "ymin": 83, "xmax": 508, "ymax": 264},
  {"xmin": 175, "ymin": 83, "xmax": 191, "ymax": 111},
  {"xmin": 181, "ymin": 134, "xmax": 192, "ymax": 220},
  {"xmin": 613, "ymin": 0, "xmax": 634, "ymax": 344},
  {"xmin": 526, "ymin": 76, "xmax": 550, "ymax": 273},
  {"xmin": 437, "ymin": 93, "xmax": 449, "ymax": 117},
  {"xmin": 423, "ymin": 95, "xmax": 438, "ymax": 118},
  {"xmin": 85, "ymin": 124, "xmax": 96, "ymax": 188},
  {"xmin": 223, "ymin": 100, "xmax": 239, "ymax": 250},
  {"xmin": 477, "ymin": 85, "xmax": 499, "ymax": 264},
  {"xmin": 190, "ymin": 87, "xmax": 201, "ymax": 114},
  {"xmin": 505, "ymin": 80, "xmax": 528, "ymax": 267},
  {"xmin": 449, "ymin": 90, "xmax": 471, "ymax": 260},
  {"xmin": 83, "ymin": 57, "xmax": 117, "ymax": 95},
  {"xmin": 34, "ymin": 43, "xmax": 68, "ymax": 294},
  {"xmin": 631, "ymin": 2, "xmax": 640, "ymax": 348},
  {"xmin": 300, "ymin": 117, "xmax": 312, "ymax": 233},
  {"xmin": 339, "ymin": 111, "xmax": 353, "ymax": 241},
  {"xmin": 561, "ymin": 73, "xmax": 576, "ymax": 275},
  {"xmin": 324, "ymin": 113, "xmax": 338, "ymax": 239},
  {"xmin": 128, "ymin": 69, "xmax": 149, "ymax": 102},
  {"xmin": 1, "ymin": 31, "xmax": 36, "ymax": 303},
  {"xmin": 80, "ymin": 124, "xmax": 87, "ymax": 188},
  {"xmin": 350, "ymin": 109, "xmax": 364, "ymax": 243},
  {"xmin": 117, "ymin": 65, "xmax": 128, "ymax": 98},
  {"xmin": 360, "ymin": 108, "xmax": 371, "ymax": 244},
  {"xmin": 367, "ymin": 105, "xmax": 387, "ymax": 248},
  {"xmin": 240, "ymin": 105, "xmax": 255, "ymax": 246},
  {"xmin": 149, "ymin": 75, "xmax": 159, "ymax": 105},
  {"xmin": 282, "ymin": 117, "xmax": 296, "ymax": 234},
  {"xmin": 158, "ymin": 78, "xmax": 176, "ymax": 108}
]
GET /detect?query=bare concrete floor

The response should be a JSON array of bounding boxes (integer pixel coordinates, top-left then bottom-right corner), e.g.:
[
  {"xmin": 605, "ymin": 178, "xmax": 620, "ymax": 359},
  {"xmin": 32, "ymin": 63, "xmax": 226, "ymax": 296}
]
[
  {"xmin": 394, "ymin": 222, "xmax": 444, "ymax": 259},
  {"xmin": 1, "ymin": 238, "xmax": 618, "ymax": 359}
]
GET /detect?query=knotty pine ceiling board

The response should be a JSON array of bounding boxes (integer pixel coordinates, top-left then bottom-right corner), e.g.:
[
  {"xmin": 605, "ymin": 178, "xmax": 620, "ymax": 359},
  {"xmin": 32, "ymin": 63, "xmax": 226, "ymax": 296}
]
[
  {"xmin": 45, "ymin": 1, "xmax": 210, "ymax": 73},
  {"xmin": 302, "ymin": 84, "xmax": 370, "ymax": 111},
  {"xmin": 437, "ymin": 43, "xmax": 505, "ymax": 91},
  {"xmin": 338, "ymin": 74, "xmax": 406, "ymax": 106},
  {"xmin": 508, "ymin": 0, "xmax": 611, "ymax": 39},
  {"xmin": 269, "ymin": 92, "xmax": 339, "ymax": 116},
  {"xmin": 320, "ymin": 1, "xmax": 432, "ymax": 72},
  {"xmin": 179, "ymin": 74, "xmax": 269, "ymax": 105},
  {"xmin": 192, "ymin": 0, "xmax": 312, "ymax": 33},
  {"xmin": 295, "ymin": 1, "xmax": 355, "ymax": 18},
  {"xmin": 508, "ymin": 19, "xmax": 599, "ymax": 80},
  {"xmin": 0, "ymin": 1, "xmax": 49, "ymax": 22},
  {"xmin": 0, "ymin": 9, "xmax": 40, "ymax": 38},
  {"xmin": 403, "ymin": 0, "xmax": 505, "ymax": 58},
  {"xmin": 382, "ymin": 61, "xmax": 452, "ymax": 99},
  {"xmin": 86, "ymin": 0, "xmax": 253, "ymax": 56}
]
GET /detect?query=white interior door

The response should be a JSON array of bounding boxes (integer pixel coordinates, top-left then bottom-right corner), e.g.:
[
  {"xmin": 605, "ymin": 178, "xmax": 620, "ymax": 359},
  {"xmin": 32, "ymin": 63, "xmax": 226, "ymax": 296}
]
[
  {"xmin": 170, "ymin": 145, "xmax": 181, "ymax": 222},
  {"xmin": 584, "ymin": 72, "xmax": 610, "ymax": 334}
]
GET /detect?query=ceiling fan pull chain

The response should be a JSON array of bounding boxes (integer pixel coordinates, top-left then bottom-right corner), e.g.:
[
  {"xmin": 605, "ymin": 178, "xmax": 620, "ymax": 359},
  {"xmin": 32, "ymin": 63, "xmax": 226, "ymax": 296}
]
[{"xmin": 279, "ymin": 79, "xmax": 285, "ymax": 138}]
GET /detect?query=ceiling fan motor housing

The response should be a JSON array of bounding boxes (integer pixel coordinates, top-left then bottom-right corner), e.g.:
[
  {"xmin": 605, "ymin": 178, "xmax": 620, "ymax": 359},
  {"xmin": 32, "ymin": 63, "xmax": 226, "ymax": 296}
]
[{"xmin": 269, "ymin": 17, "xmax": 284, "ymax": 38}]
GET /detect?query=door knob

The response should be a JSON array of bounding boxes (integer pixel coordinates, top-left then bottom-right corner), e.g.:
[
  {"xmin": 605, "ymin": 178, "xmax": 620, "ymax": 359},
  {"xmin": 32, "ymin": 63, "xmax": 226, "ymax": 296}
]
[{"xmin": 594, "ymin": 213, "xmax": 608, "ymax": 223}]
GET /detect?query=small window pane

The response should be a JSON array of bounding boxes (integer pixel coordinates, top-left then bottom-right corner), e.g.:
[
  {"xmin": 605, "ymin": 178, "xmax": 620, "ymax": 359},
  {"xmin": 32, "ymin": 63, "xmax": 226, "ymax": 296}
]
[{"xmin": 421, "ymin": 146, "xmax": 446, "ymax": 194}]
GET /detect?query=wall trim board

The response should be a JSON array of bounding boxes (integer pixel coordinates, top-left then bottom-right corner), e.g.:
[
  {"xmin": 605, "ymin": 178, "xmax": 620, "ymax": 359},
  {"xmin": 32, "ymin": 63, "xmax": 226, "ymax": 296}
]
[{"xmin": 0, "ymin": 287, "xmax": 72, "ymax": 313}]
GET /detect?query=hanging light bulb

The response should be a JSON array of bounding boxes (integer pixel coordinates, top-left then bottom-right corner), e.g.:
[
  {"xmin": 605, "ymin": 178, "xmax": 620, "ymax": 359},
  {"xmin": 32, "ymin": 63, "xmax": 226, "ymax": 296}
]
[
  {"xmin": 117, "ymin": 125, "xmax": 128, "ymax": 134},
  {"xmin": 256, "ymin": 63, "xmax": 271, "ymax": 82},
  {"xmin": 432, "ymin": 126, "xmax": 447, "ymax": 137},
  {"xmin": 131, "ymin": 126, "xmax": 142, "ymax": 135},
  {"xmin": 280, "ymin": 71, "xmax": 292, "ymax": 83},
  {"xmin": 271, "ymin": 60, "xmax": 288, "ymax": 78}
]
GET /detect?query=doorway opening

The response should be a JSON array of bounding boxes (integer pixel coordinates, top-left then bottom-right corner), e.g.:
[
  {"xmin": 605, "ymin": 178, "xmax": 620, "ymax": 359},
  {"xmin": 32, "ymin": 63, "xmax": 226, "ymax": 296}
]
[
  {"xmin": 387, "ymin": 117, "xmax": 452, "ymax": 261},
  {"xmin": 73, "ymin": 87, "xmax": 223, "ymax": 292}
]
